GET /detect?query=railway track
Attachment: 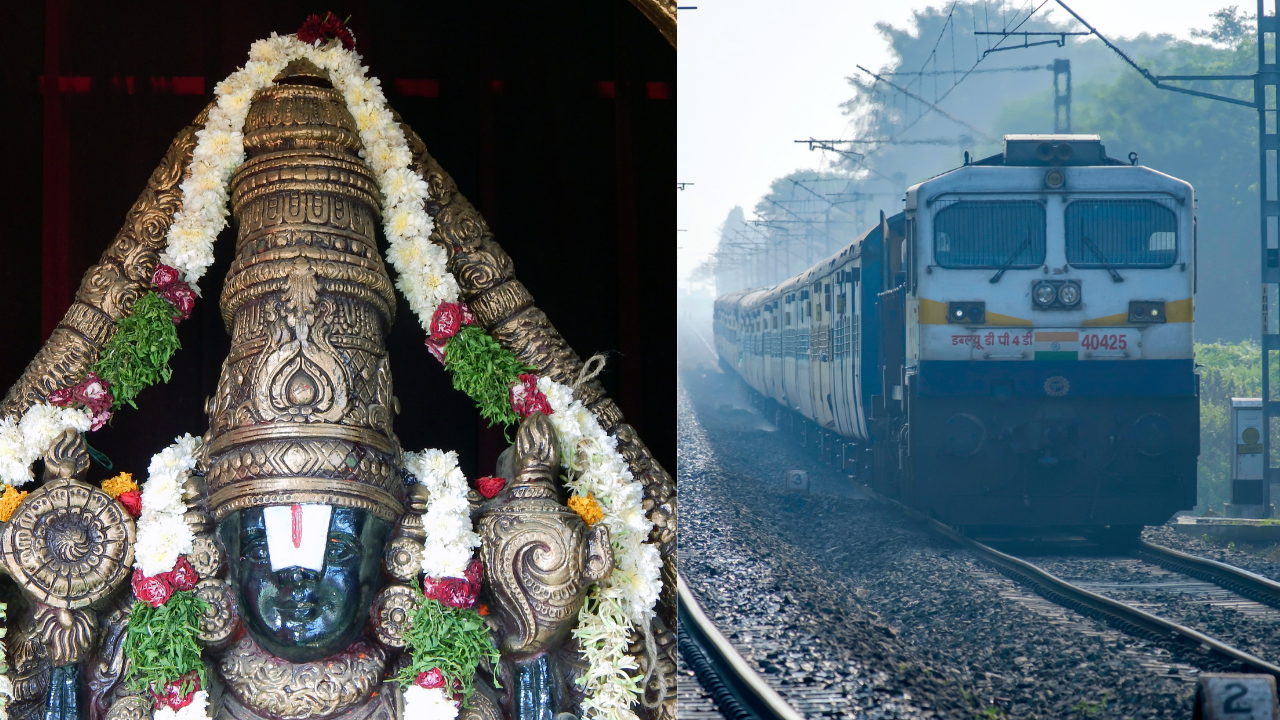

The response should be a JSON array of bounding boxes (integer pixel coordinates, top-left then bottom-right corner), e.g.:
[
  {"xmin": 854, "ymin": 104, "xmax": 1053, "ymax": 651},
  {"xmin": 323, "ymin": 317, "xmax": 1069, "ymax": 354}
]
[
  {"xmin": 1137, "ymin": 539, "xmax": 1280, "ymax": 611},
  {"xmin": 677, "ymin": 575, "xmax": 804, "ymax": 720},
  {"xmin": 866, "ymin": 483, "xmax": 1280, "ymax": 678},
  {"xmin": 678, "ymin": 368, "xmax": 1280, "ymax": 717}
]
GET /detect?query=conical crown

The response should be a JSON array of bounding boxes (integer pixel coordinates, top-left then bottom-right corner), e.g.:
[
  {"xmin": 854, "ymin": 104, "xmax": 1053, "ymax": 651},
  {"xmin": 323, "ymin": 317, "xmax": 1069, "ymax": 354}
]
[{"xmin": 203, "ymin": 61, "xmax": 404, "ymax": 522}]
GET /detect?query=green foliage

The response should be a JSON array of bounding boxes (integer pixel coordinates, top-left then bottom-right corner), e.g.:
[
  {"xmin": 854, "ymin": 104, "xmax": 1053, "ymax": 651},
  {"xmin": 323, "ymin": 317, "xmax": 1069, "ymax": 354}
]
[
  {"xmin": 973, "ymin": 706, "xmax": 1005, "ymax": 720},
  {"xmin": 92, "ymin": 292, "xmax": 181, "ymax": 410},
  {"xmin": 443, "ymin": 325, "xmax": 532, "ymax": 428},
  {"xmin": 395, "ymin": 597, "xmax": 500, "ymax": 699},
  {"xmin": 122, "ymin": 593, "xmax": 207, "ymax": 694},
  {"xmin": 1195, "ymin": 341, "xmax": 1280, "ymax": 513},
  {"xmin": 1073, "ymin": 691, "xmax": 1109, "ymax": 716}
]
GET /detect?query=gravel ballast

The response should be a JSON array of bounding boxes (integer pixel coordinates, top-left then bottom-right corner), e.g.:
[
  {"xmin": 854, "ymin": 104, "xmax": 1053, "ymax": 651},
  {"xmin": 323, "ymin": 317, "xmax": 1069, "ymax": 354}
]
[{"xmin": 679, "ymin": 367, "xmax": 1205, "ymax": 719}]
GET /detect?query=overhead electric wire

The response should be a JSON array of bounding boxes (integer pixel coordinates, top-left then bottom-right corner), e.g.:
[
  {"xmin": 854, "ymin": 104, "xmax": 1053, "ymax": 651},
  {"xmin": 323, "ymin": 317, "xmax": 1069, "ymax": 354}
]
[
  {"xmin": 1052, "ymin": 0, "xmax": 1255, "ymax": 107},
  {"xmin": 855, "ymin": 65, "xmax": 992, "ymax": 139}
]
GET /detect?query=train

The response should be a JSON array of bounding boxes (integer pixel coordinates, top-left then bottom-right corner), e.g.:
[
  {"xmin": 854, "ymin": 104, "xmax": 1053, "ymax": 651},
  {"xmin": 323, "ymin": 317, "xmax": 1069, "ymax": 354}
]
[{"xmin": 714, "ymin": 135, "xmax": 1199, "ymax": 537}]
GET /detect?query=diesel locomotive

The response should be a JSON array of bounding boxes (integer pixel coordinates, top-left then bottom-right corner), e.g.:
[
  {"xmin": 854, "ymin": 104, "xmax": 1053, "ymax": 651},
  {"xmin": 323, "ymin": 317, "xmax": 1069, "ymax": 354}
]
[{"xmin": 714, "ymin": 135, "xmax": 1198, "ymax": 535}]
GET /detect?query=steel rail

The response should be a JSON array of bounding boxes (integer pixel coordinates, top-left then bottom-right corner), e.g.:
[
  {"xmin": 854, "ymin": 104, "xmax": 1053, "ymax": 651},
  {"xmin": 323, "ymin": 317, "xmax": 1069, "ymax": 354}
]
[
  {"xmin": 857, "ymin": 484, "xmax": 1280, "ymax": 679},
  {"xmin": 677, "ymin": 573, "xmax": 804, "ymax": 720},
  {"xmin": 1138, "ymin": 539, "xmax": 1280, "ymax": 611}
]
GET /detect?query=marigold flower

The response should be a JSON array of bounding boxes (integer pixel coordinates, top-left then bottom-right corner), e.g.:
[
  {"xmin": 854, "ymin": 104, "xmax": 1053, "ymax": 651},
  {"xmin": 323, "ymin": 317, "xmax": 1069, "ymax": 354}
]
[
  {"xmin": 567, "ymin": 493, "xmax": 604, "ymax": 526},
  {"xmin": 102, "ymin": 472, "xmax": 138, "ymax": 498},
  {"xmin": 0, "ymin": 485, "xmax": 28, "ymax": 522}
]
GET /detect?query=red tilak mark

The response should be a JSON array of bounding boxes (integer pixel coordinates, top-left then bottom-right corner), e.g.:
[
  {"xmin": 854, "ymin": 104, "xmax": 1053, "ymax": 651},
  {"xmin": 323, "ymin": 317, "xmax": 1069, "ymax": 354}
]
[{"xmin": 291, "ymin": 504, "xmax": 303, "ymax": 548}]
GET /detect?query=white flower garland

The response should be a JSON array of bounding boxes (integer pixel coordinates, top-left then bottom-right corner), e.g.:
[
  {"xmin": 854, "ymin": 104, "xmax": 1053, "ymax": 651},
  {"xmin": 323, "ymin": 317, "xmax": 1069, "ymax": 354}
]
[
  {"xmin": 538, "ymin": 377, "xmax": 661, "ymax": 720},
  {"xmin": 0, "ymin": 405, "xmax": 93, "ymax": 489},
  {"xmin": 403, "ymin": 449, "xmax": 480, "ymax": 579},
  {"xmin": 135, "ymin": 434, "xmax": 201, "ymax": 577},
  {"xmin": 159, "ymin": 32, "xmax": 459, "ymax": 337},
  {"xmin": 400, "ymin": 448, "xmax": 480, "ymax": 720}
]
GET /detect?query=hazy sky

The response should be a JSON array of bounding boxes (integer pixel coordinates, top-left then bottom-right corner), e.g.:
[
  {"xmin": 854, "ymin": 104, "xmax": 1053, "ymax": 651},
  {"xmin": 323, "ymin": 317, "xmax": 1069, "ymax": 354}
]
[{"xmin": 676, "ymin": 1, "xmax": 1262, "ymax": 291}]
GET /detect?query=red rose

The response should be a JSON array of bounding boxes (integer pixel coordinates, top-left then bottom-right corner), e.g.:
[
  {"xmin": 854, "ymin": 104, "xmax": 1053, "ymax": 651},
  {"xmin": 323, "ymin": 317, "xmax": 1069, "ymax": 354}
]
[
  {"xmin": 475, "ymin": 476, "xmax": 505, "ymax": 499},
  {"xmin": 297, "ymin": 14, "xmax": 326, "ymax": 44},
  {"xmin": 459, "ymin": 303, "xmax": 476, "ymax": 326},
  {"xmin": 117, "ymin": 490, "xmax": 141, "ymax": 517},
  {"xmin": 163, "ymin": 281, "xmax": 196, "ymax": 323},
  {"xmin": 509, "ymin": 374, "xmax": 553, "ymax": 418},
  {"xmin": 320, "ymin": 14, "xmax": 356, "ymax": 50},
  {"xmin": 297, "ymin": 12, "xmax": 355, "ymax": 50},
  {"xmin": 153, "ymin": 671, "xmax": 201, "ymax": 710},
  {"xmin": 89, "ymin": 408, "xmax": 112, "ymax": 432},
  {"xmin": 152, "ymin": 264, "xmax": 181, "ymax": 288},
  {"xmin": 423, "ymin": 576, "xmax": 477, "ymax": 609},
  {"xmin": 132, "ymin": 569, "xmax": 173, "ymax": 608},
  {"xmin": 415, "ymin": 668, "xmax": 445, "ymax": 689},
  {"xmin": 430, "ymin": 302, "xmax": 463, "ymax": 340},
  {"xmin": 46, "ymin": 387, "xmax": 75, "ymax": 407},
  {"xmin": 424, "ymin": 337, "xmax": 448, "ymax": 364},
  {"xmin": 72, "ymin": 373, "xmax": 112, "ymax": 413},
  {"xmin": 464, "ymin": 557, "xmax": 483, "ymax": 593},
  {"xmin": 162, "ymin": 556, "xmax": 198, "ymax": 591}
]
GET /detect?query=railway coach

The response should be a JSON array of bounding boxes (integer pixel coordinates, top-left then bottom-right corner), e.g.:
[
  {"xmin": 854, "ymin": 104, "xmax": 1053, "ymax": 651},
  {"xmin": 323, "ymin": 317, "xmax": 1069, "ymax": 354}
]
[{"xmin": 714, "ymin": 134, "xmax": 1198, "ymax": 536}]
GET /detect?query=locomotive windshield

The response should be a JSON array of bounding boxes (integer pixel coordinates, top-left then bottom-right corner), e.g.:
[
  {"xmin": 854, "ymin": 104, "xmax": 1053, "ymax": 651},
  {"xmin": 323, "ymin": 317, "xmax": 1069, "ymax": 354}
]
[
  {"xmin": 933, "ymin": 200, "xmax": 1046, "ymax": 268},
  {"xmin": 1065, "ymin": 199, "xmax": 1177, "ymax": 267}
]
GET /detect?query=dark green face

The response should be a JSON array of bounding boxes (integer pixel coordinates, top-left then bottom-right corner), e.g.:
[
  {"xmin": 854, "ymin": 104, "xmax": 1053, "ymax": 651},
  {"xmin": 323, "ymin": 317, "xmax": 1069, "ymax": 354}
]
[{"xmin": 221, "ymin": 506, "xmax": 390, "ymax": 663}]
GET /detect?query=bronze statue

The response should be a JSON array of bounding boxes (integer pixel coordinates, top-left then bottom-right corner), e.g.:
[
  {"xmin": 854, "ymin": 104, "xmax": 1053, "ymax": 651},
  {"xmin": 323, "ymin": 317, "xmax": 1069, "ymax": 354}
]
[{"xmin": 0, "ymin": 32, "xmax": 676, "ymax": 720}]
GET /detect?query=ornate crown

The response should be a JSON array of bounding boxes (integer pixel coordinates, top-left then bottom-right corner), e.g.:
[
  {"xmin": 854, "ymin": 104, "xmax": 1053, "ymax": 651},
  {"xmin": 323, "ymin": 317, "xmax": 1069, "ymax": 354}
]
[{"xmin": 201, "ymin": 59, "xmax": 404, "ymax": 522}]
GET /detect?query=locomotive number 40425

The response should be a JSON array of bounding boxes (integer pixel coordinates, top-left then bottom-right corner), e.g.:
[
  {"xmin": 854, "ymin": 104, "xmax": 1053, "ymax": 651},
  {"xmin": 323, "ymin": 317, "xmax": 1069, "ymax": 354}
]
[{"xmin": 1081, "ymin": 333, "xmax": 1128, "ymax": 351}]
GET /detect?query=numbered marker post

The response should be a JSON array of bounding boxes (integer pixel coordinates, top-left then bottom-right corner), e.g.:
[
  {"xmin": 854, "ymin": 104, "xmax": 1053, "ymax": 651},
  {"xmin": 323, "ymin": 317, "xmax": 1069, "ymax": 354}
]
[
  {"xmin": 784, "ymin": 470, "xmax": 809, "ymax": 495},
  {"xmin": 1193, "ymin": 673, "xmax": 1279, "ymax": 720},
  {"xmin": 1228, "ymin": 398, "xmax": 1267, "ymax": 518}
]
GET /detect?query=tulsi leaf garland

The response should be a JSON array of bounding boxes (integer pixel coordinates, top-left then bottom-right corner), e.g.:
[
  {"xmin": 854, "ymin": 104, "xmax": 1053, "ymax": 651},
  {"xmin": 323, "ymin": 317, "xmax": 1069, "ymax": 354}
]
[
  {"xmin": 122, "ymin": 592, "xmax": 207, "ymax": 696},
  {"xmin": 90, "ymin": 292, "xmax": 182, "ymax": 410},
  {"xmin": 441, "ymin": 325, "xmax": 531, "ymax": 428},
  {"xmin": 395, "ymin": 596, "xmax": 499, "ymax": 701}
]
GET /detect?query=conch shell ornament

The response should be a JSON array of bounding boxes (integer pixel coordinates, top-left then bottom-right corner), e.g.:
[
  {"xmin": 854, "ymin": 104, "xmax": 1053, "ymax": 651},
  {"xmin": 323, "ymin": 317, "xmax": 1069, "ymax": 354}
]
[{"xmin": 477, "ymin": 412, "xmax": 613, "ymax": 657}]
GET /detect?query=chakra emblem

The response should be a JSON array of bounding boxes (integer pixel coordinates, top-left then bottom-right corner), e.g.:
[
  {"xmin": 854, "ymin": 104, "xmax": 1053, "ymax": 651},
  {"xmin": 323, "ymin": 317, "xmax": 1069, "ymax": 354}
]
[{"xmin": 1044, "ymin": 375, "xmax": 1070, "ymax": 397}]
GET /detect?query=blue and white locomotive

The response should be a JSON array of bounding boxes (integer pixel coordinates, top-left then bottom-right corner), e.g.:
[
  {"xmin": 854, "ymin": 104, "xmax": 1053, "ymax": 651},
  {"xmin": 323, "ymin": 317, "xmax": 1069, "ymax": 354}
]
[{"xmin": 714, "ymin": 135, "xmax": 1198, "ymax": 534}]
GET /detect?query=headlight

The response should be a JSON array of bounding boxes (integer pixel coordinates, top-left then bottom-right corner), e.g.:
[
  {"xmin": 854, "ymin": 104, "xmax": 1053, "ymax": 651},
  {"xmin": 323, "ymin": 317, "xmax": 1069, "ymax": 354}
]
[
  {"xmin": 1057, "ymin": 282, "xmax": 1081, "ymax": 306},
  {"xmin": 1033, "ymin": 282, "xmax": 1057, "ymax": 306}
]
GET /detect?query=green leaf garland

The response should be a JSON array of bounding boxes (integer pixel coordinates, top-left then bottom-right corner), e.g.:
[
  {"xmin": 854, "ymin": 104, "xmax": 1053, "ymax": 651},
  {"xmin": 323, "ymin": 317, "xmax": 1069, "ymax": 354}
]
[
  {"xmin": 443, "ymin": 325, "xmax": 532, "ymax": 428},
  {"xmin": 395, "ymin": 596, "xmax": 500, "ymax": 699},
  {"xmin": 92, "ymin": 292, "xmax": 181, "ymax": 410},
  {"xmin": 122, "ymin": 593, "xmax": 207, "ymax": 694}
]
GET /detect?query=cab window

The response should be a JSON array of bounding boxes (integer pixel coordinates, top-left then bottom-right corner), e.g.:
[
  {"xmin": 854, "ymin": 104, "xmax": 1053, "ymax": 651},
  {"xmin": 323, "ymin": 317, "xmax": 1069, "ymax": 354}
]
[
  {"xmin": 933, "ymin": 200, "xmax": 1046, "ymax": 268},
  {"xmin": 1065, "ymin": 199, "xmax": 1177, "ymax": 268}
]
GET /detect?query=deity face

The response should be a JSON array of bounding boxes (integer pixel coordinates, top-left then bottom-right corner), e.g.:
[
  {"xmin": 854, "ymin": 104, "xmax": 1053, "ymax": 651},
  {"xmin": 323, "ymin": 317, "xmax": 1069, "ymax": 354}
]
[{"xmin": 221, "ymin": 506, "xmax": 390, "ymax": 663}]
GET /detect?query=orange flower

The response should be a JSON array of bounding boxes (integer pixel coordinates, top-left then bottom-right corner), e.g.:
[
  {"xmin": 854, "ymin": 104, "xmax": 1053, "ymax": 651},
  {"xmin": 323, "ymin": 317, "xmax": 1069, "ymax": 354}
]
[
  {"xmin": 0, "ymin": 486, "xmax": 30, "ymax": 522},
  {"xmin": 567, "ymin": 493, "xmax": 604, "ymax": 526},
  {"xmin": 101, "ymin": 472, "xmax": 138, "ymax": 499}
]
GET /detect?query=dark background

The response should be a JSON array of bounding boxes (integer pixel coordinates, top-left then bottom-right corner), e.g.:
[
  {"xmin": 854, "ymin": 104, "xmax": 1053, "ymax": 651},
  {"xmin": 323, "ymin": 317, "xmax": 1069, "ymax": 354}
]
[{"xmin": 0, "ymin": 0, "xmax": 674, "ymax": 482}]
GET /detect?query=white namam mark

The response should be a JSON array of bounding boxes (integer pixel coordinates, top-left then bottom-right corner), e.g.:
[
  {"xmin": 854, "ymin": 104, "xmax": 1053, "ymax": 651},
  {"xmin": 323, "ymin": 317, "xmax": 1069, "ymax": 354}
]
[{"xmin": 263, "ymin": 504, "xmax": 332, "ymax": 571}]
